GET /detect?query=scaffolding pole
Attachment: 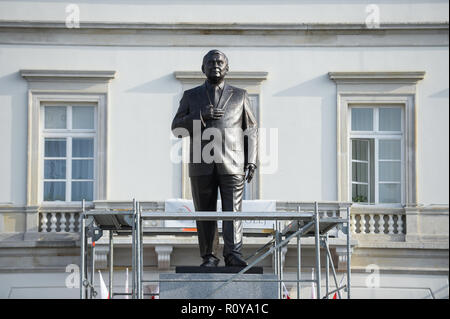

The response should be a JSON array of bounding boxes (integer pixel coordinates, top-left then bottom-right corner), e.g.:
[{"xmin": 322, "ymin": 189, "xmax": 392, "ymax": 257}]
[
  {"xmin": 108, "ymin": 230, "xmax": 113, "ymax": 298},
  {"xmin": 79, "ymin": 202, "xmax": 86, "ymax": 299},
  {"xmin": 314, "ymin": 202, "xmax": 321, "ymax": 299}
]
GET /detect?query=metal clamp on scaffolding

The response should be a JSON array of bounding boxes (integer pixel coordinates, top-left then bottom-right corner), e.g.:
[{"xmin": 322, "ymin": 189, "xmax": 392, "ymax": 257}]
[{"xmin": 79, "ymin": 199, "xmax": 352, "ymax": 299}]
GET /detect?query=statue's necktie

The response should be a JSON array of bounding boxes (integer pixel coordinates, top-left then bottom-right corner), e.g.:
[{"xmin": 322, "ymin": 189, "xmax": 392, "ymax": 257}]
[
  {"xmin": 207, "ymin": 85, "xmax": 221, "ymax": 108},
  {"xmin": 215, "ymin": 86, "xmax": 220, "ymax": 108}
]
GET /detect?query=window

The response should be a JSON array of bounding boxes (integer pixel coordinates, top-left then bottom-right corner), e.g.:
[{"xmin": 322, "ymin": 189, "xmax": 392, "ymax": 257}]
[
  {"xmin": 329, "ymin": 71, "xmax": 425, "ymax": 206},
  {"xmin": 41, "ymin": 105, "xmax": 96, "ymax": 202},
  {"xmin": 21, "ymin": 69, "xmax": 115, "ymax": 206},
  {"xmin": 350, "ymin": 106, "xmax": 404, "ymax": 204}
]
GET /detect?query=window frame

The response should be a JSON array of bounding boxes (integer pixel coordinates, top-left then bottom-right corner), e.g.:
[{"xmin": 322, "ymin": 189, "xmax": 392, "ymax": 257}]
[
  {"xmin": 20, "ymin": 74, "xmax": 113, "ymax": 207},
  {"xmin": 40, "ymin": 103, "xmax": 98, "ymax": 204},
  {"xmin": 329, "ymin": 71, "xmax": 425, "ymax": 208},
  {"xmin": 349, "ymin": 105, "xmax": 405, "ymax": 206},
  {"xmin": 350, "ymin": 138, "xmax": 372, "ymax": 203}
]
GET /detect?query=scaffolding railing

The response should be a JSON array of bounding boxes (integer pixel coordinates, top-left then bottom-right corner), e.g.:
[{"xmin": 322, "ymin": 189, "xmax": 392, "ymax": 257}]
[{"xmin": 79, "ymin": 199, "xmax": 352, "ymax": 299}]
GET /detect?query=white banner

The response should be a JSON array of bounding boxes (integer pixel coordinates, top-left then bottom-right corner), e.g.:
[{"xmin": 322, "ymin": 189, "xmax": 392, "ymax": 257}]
[{"xmin": 164, "ymin": 198, "xmax": 276, "ymax": 230}]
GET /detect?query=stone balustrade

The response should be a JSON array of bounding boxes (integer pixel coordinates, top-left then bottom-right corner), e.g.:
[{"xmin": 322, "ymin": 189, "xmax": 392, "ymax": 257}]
[
  {"xmin": 30, "ymin": 202, "xmax": 410, "ymax": 244},
  {"xmin": 39, "ymin": 211, "xmax": 82, "ymax": 233},
  {"xmin": 350, "ymin": 206, "xmax": 406, "ymax": 242}
]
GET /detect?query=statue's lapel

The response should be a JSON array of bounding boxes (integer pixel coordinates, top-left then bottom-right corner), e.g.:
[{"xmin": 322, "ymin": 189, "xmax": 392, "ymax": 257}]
[
  {"xmin": 199, "ymin": 82, "xmax": 209, "ymax": 105},
  {"xmin": 217, "ymin": 84, "xmax": 233, "ymax": 111}
]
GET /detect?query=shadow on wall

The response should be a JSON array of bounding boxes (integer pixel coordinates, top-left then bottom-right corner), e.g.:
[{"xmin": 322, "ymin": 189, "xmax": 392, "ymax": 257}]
[
  {"xmin": 274, "ymin": 74, "xmax": 333, "ymax": 98},
  {"xmin": 0, "ymin": 71, "xmax": 28, "ymax": 206},
  {"xmin": 274, "ymin": 74, "xmax": 337, "ymax": 201},
  {"xmin": 429, "ymin": 88, "xmax": 449, "ymax": 99},
  {"xmin": 126, "ymin": 73, "xmax": 180, "ymax": 94}
]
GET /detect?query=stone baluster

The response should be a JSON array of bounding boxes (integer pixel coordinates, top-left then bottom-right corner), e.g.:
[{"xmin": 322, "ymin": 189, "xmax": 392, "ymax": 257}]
[
  {"xmin": 397, "ymin": 214, "xmax": 404, "ymax": 234},
  {"xmin": 68, "ymin": 213, "xmax": 76, "ymax": 232},
  {"xmin": 368, "ymin": 214, "xmax": 375, "ymax": 234},
  {"xmin": 60, "ymin": 212, "xmax": 67, "ymax": 232},
  {"xmin": 360, "ymin": 215, "xmax": 367, "ymax": 234},
  {"xmin": 350, "ymin": 214, "xmax": 357, "ymax": 234},
  {"xmin": 378, "ymin": 214, "xmax": 385, "ymax": 234},
  {"xmin": 387, "ymin": 214, "xmax": 395, "ymax": 234},
  {"xmin": 50, "ymin": 212, "xmax": 57, "ymax": 232},
  {"xmin": 41, "ymin": 212, "xmax": 49, "ymax": 232},
  {"xmin": 78, "ymin": 213, "xmax": 83, "ymax": 233},
  {"xmin": 331, "ymin": 210, "xmax": 337, "ymax": 218}
]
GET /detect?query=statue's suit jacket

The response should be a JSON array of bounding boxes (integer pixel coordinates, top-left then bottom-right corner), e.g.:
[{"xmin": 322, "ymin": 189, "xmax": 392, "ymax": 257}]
[{"xmin": 171, "ymin": 81, "xmax": 258, "ymax": 176}]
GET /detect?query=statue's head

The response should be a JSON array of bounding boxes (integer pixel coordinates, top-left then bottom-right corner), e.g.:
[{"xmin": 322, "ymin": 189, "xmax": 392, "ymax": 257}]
[{"xmin": 201, "ymin": 49, "xmax": 229, "ymax": 84}]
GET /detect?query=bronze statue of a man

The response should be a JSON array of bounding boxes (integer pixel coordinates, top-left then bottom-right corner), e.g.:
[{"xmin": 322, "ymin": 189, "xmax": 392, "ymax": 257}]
[{"xmin": 171, "ymin": 50, "xmax": 258, "ymax": 267}]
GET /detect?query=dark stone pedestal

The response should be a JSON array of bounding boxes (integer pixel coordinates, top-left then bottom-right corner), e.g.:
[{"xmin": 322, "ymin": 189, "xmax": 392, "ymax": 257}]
[
  {"xmin": 159, "ymin": 272, "xmax": 278, "ymax": 299},
  {"xmin": 176, "ymin": 266, "xmax": 263, "ymax": 274}
]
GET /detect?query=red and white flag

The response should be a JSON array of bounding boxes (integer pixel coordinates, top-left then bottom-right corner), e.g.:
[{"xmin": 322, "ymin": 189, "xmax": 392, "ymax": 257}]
[
  {"xmin": 98, "ymin": 270, "xmax": 109, "ymax": 299},
  {"xmin": 282, "ymin": 282, "xmax": 290, "ymax": 299}
]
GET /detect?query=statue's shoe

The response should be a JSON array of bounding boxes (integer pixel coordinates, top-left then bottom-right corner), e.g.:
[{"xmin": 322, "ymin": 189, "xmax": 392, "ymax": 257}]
[
  {"xmin": 224, "ymin": 254, "xmax": 248, "ymax": 267},
  {"xmin": 200, "ymin": 254, "xmax": 220, "ymax": 267}
]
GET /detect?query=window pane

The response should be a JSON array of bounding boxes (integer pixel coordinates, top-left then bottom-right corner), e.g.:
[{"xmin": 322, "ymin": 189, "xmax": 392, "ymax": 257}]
[
  {"xmin": 44, "ymin": 181, "xmax": 66, "ymax": 201},
  {"xmin": 352, "ymin": 184, "xmax": 368, "ymax": 203},
  {"xmin": 379, "ymin": 161, "xmax": 401, "ymax": 182},
  {"xmin": 45, "ymin": 106, "xmax": 67, "ymax": 129},
  {"xmin": 351, "ymin": 108, "xmax": 373, "ymax": 131},
  {"xmin": 352, "ymin": 140, "xmax": 368, "ymax": 161},
  {"xmin": 352, "ymin": 162, "xmax": 368, "ymax": 183},
  {"xmin": 72, "ymin": 181, "xmax": 93, "ymax": 201},
  {"xmin": 72, "ymin": 159, "xmax": 94, "ymax": 179},
  {"xmin": 379, "ymin": 108, "xmax": 401, "ymax": 131},
  {"xmin": 379, "ymin": 140, "xmax": 401, "ymax": 160},
  {"xmin": 44, "ymin": 160, "xmax": 66, "ymax": 179},
  {"xmin": 45, "ymin": 138, "xmax": 66, "ymax": 157},
  {"xmin": 379, "ymin": 183, "xmax": 401, "ymax": 203},
  {"xmin": 73, "ymin": 138, "xmax": 94, "ymax": 157},
  {"xmin": 73, "ymin": 106, "xmax": 94, "ymax": 129}
]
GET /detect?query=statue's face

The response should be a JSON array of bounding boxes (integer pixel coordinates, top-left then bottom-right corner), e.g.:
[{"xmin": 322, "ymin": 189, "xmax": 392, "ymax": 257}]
[{"xmin": 202, "ymin": 53, "xmax": 228, "ymax": 83}]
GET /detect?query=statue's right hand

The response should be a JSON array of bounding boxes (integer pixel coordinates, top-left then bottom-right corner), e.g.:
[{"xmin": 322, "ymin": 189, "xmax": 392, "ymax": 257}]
[{"xmin": 201, "ymin": 105, "xmax": 224, "ymax": 120}]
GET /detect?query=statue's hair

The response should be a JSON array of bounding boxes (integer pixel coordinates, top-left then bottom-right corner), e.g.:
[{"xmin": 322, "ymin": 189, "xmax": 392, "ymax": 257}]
[{"xmin": 202, "ymin": 49, "xmax": 228, "ymax": 66}]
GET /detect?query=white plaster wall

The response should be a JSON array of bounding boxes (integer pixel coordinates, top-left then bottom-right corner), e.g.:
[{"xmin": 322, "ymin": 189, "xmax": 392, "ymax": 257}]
[
  {"xmin": 0, "ymin": 0, "xmax": 448, "ymax": 24},
  {"xmin": 0, "ymin": 44, "xmax": 447, "ymax": 205},
  {"xmin": 0, "ymin": 95, "xmax": 12, "ymax": 204}
]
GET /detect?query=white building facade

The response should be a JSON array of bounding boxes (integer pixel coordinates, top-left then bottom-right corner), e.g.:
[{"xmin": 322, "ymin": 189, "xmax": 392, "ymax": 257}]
[{"xmin": 0, "ymin": 0, "xmax": 448, "ymax": 299}]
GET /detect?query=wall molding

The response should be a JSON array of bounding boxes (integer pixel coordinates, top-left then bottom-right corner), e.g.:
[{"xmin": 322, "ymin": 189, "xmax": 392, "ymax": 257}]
[
  {"xmin": 174, "ymin": 71, "xmax": 268, "ymax": 84},
  {"xmin": 1, "ymin": 21, "xmax": 447, "ymax": 47},
  {"xmin": 328, "ymin": 71, "xmax": 426, "ymax": 84},
  {"xmin": 1, "ymin": 21, "xmax": 448, "ymax": 31},
  {"xmin": 20, "ymin": 70, "xmax": 117, "ymax": 82}
]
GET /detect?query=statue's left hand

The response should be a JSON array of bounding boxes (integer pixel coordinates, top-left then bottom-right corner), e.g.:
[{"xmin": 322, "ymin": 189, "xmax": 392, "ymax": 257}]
[{"xmin": 245, "ymin": 164, "xmax": 257, "ymax": 183}]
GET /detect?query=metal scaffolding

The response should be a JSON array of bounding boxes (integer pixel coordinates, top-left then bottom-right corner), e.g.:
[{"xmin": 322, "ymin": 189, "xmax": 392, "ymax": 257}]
[{"xmin": 79, "ymin": 199, "xmax": 352, "ymax": 299}]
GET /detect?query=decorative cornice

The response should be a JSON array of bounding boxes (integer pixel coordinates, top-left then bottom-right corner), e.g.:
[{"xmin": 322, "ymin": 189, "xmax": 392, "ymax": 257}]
[
  {"xmin": 20, "ymin": 69, "xmax": 117, "ymax": 82},
  {"xmin": 1, "ymin": 21, "xmax": 448, "ymax": 31},
  {"xmin": 328, "ymin": 71, "xmax": 426, "ymax": 84},
  {"xmin": 1, "ymin": 21, "xmax": 447, "ymax": 48}
]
